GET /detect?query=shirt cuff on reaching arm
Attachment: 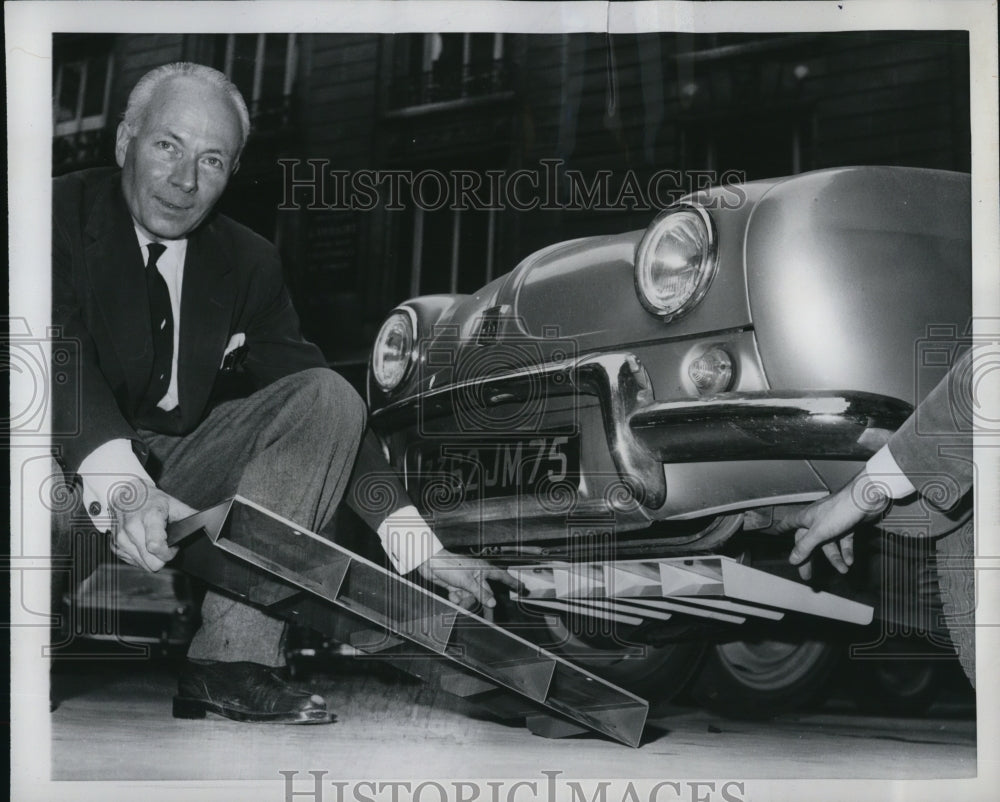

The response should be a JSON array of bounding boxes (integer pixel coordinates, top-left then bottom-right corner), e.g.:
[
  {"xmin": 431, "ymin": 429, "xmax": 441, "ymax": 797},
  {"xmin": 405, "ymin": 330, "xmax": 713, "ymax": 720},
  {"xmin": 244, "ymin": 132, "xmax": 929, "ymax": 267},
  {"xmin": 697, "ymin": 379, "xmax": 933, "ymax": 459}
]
[
  {"xmin": 77, "ymin": 439, "xmax": 155, "ymax": 532},
  {"xmin": 865, "ymin": 444, "xmax": 917, "ymax": 500},
  {"xmin": 375, "ymin": 505, "xmax": 445, "ymax": 575}
]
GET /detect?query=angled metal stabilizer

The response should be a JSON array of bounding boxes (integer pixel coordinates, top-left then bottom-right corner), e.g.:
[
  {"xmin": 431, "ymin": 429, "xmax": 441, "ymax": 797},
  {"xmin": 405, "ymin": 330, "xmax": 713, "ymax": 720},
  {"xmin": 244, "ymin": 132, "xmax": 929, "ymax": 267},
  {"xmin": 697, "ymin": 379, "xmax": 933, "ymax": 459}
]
[
  {"xmin": 509, "ymin": 555, "xmax": 873, "ymax": 627},
  {"xmin": 167, "ymin": 498, "xmax": 234, "ymax": 545},
  {"xmin": 166, "ymin": 496, "xmax": 649, "ymax": 747}
]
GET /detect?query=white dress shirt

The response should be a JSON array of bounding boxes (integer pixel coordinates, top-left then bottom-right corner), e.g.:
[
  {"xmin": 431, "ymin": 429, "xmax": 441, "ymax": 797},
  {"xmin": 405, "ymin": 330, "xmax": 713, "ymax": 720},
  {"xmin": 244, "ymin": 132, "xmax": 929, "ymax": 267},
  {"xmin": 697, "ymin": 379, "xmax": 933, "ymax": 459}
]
[
  {"xmin": 134, "ymin": 228, "xmax": 186, "ymax": 412},
  {"xmin": 864, "ymin": 443, "xmax": 917, "ymax": 499},
  {"xmin": 376, "ymin": 506, "xmax": 445, "ymax": 575}
]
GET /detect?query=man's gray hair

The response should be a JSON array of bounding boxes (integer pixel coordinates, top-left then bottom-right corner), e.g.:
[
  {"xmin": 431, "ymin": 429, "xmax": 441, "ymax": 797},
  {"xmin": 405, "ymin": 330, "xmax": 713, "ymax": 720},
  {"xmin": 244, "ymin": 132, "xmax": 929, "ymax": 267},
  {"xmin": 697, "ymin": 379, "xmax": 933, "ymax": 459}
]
[{"xmin": 123, "ymin": 62, "xmax": 251, "ymax": 149}]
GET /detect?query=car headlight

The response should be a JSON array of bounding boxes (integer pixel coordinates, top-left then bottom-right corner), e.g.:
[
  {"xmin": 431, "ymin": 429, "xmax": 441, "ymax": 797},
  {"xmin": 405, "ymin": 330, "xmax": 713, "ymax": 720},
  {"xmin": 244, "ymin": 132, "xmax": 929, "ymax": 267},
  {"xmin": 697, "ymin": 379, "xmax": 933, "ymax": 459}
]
[
  {"xmin": 634, "ymin": 204, "xmax": 718, "ymax": 321},
  {"xmin": 372, "ymin": 309, "xmax": 416, "ymax": 391}
]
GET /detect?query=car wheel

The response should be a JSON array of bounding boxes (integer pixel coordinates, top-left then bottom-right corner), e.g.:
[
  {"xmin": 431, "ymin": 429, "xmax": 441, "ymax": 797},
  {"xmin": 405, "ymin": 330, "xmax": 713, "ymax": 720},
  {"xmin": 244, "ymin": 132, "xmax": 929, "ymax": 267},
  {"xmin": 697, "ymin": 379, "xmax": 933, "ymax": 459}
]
[
  {"xmin": 688, "ymin": 638, "xmax": 840, "ymax": 719},
  {"xmin": 935, "ymin": 519, "xmax": 975, "ymax": 687},
  {"xmin": 850, "ymin": 655, "xmax": 941, "ymax": 716}
]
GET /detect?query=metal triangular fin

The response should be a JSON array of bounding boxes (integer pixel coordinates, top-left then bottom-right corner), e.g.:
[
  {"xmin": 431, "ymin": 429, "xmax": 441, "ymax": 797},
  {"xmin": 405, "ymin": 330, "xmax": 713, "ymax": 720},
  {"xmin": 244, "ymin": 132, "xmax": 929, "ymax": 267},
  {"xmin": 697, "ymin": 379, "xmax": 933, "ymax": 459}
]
[
  {"xmin": 573, "ymin": 701, "xmax": 649, "ymax": 749},
  {"xmin": 604, "ymin": 562, "xmax": 660, "ymax": 597},
  {"xmin": 166, "ymin": 497, "xmax": 235, "ymax": 547},
  {"xmin": 490, "ymin": 656, "xmax": 556, "ymax": 703},
  {"xmin": 553, "ymin": 563, "xmax": 604, "ymax": 598}
]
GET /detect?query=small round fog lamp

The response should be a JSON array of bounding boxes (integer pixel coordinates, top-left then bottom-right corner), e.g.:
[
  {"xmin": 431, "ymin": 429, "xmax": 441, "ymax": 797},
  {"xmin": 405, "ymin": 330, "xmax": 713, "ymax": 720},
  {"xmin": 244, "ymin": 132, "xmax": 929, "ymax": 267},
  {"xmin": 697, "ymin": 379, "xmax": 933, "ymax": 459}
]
[{"xmin": 689, "ymin": 347, "xmax": 734, "ymax": 394}]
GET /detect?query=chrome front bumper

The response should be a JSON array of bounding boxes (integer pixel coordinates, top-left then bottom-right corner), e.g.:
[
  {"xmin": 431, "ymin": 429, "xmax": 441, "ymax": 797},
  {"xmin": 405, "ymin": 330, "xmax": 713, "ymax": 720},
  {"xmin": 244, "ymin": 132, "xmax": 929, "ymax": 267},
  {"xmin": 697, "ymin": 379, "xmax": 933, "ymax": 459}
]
[{"xmin": 371, "ymin": 352, "xmax": 914, "ymax": 511}]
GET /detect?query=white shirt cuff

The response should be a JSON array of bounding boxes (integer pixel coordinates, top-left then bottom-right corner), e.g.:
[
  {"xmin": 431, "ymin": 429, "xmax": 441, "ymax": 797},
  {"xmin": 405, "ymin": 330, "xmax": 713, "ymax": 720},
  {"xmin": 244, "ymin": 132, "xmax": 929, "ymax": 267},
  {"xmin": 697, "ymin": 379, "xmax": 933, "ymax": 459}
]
[
  {"xmin": 375, "ymin": 505, "xmax": 445, "ymax": 574},
  {"xmin": 865, "ymin": 444, "xmax": 917, "ymax": 500},
  {"xmin": 77, "ymin": 439, "xmax": 155, "ymax": 532}
]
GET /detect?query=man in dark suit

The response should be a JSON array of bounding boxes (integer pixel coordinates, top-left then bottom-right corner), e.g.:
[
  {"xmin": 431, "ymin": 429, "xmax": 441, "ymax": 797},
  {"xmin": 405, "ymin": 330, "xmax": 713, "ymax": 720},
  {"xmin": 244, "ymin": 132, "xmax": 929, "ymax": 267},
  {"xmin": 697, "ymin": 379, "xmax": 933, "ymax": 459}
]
[{"xmin": 53, "ymin": 62, "xmax": 516, "ymax": 723}]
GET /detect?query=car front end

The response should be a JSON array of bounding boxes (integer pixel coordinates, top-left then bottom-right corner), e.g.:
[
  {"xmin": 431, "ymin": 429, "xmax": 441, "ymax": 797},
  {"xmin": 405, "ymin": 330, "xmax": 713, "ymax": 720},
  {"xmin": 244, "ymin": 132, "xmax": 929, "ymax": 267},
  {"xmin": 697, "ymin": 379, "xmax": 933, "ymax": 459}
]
[{"xmin": 368, "ymin": 166, "xmax": 971, "ymax": 555}]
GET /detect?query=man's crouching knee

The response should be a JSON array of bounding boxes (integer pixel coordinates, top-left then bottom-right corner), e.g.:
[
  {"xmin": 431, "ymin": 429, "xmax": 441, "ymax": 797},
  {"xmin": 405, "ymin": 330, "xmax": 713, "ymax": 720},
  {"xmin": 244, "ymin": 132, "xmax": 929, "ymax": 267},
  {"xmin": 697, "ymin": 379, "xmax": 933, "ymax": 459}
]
[{"xmin": 291, "ymin": 367, "xmax": 367, "ymax": 437}]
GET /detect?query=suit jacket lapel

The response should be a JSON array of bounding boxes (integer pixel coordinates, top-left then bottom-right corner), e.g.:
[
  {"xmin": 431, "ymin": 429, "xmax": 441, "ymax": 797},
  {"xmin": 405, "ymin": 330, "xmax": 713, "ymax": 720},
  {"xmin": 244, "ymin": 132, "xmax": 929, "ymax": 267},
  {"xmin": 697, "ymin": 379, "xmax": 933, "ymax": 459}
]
[
  {"xmin": 84, "ymin": 178, "xmax": 154, "ymax": 407},
  {"xmin": 178, "ymin": 217, "xmax": 236, "ymax": 425}
]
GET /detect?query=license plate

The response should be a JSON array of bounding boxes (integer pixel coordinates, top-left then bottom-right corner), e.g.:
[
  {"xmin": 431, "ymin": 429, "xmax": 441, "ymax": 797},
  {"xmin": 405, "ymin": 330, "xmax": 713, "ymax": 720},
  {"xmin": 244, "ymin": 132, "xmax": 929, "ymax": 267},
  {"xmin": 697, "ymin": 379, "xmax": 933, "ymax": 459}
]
[{"xmin": 407, "ymin": 436, "xmax": 580, "ymax": 502}]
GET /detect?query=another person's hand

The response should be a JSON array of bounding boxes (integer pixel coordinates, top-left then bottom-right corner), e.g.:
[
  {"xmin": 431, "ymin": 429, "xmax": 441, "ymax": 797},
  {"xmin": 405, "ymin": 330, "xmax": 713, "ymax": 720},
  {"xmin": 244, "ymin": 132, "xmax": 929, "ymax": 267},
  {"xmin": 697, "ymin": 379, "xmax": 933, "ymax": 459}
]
[
  {"xmin": 110, "ymin": 479, "xmax": 196, "ymax": 572},
  {"xmin": 777, "ymin": 472, "xmax": 891, "ymax": 580},
  {"xmin": 417, "ymin": 550, "xmax": 523, "ymax": 611}
]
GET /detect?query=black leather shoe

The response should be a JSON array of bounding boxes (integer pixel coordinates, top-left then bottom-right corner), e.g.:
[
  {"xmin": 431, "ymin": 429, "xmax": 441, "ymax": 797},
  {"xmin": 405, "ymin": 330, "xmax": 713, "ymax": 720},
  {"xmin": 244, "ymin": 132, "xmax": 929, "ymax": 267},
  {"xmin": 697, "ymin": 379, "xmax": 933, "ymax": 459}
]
[{"xmin": 173, "ymin": 660, "xmax": 335, "ymax": 724}]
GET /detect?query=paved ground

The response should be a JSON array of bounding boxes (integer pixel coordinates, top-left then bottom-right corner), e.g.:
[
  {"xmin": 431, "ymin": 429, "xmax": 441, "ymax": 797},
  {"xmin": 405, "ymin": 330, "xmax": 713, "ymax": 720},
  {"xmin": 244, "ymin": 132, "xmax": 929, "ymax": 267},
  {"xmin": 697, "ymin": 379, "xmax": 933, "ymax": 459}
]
[{"xmin": 48, "ymin": 657, "xmax": 976, "ymax": 784}]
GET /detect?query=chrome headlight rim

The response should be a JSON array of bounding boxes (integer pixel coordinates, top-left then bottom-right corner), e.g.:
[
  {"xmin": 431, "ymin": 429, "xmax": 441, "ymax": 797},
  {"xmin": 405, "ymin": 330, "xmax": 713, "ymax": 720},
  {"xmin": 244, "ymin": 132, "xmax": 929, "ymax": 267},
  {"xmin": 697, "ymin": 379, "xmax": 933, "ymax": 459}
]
[
  {"xmin": 371, "ymin": 305, "xmax": 418, "ymax": 393},
  {"xmin": 634, "ymin": 202, "xmax": 719, "ymax": 323}
]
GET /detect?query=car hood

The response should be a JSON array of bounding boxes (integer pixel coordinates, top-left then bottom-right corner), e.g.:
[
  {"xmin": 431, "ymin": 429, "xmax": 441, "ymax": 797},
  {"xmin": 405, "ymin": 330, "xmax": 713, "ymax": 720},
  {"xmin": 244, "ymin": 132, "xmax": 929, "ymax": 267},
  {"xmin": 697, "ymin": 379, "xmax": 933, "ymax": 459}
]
[
  {"xmin": 437, "ymin": 183, "xmax": 781, "ymax": 352},
  {"xmin": 374, "ymin": 181, "xmax": 778, "ymax": 402}
]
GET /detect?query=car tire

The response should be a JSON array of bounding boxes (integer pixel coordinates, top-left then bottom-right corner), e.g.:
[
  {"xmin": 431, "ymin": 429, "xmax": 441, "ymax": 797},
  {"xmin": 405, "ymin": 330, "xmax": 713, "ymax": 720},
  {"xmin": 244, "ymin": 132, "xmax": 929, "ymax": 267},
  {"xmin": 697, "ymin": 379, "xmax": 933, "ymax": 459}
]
[
  {"xmin": 849, "ymin": 655, "xmax": 942, "ymax": 717},
  {"xmin": 688, "ymin": 638, "xmax": 840, "ymax": 719},
  {"xmin": 935, "ymin": 519, "xmax": 975, "ymax": 688}
]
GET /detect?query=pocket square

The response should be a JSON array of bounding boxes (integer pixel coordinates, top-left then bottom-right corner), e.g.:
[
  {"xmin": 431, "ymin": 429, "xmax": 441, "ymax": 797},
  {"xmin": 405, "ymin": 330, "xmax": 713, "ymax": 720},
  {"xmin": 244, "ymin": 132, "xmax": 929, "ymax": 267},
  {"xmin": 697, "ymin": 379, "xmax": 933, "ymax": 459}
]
[{"xmin": 221, "ymin": 333, "xmax": 247, "ymax": 370}]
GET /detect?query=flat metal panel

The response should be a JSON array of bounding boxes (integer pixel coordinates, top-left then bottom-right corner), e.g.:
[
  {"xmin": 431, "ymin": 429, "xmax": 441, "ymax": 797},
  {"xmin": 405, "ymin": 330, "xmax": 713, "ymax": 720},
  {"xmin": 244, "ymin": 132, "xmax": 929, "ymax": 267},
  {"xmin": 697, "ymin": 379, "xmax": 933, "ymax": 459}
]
[{"xmin": 509, "ymin": 554, "xmax": 872, "ymax": 625}]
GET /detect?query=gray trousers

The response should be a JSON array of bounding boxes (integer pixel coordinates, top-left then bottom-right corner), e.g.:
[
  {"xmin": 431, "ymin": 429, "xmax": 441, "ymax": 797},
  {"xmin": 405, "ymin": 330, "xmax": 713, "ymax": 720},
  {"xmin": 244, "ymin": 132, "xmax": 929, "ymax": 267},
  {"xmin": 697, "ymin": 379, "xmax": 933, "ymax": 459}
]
[{"xmin": 141, "ymin": 368, "xmax": 366, "ymax": 666}]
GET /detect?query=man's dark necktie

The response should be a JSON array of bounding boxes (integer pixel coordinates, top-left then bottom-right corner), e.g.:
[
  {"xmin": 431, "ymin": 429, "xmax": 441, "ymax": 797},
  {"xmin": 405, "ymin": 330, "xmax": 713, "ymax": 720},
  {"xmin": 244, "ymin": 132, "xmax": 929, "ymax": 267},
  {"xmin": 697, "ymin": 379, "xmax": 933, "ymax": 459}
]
[{"xmin": 144, "ymin": 242, "xmax": 173, "ymax": 404}]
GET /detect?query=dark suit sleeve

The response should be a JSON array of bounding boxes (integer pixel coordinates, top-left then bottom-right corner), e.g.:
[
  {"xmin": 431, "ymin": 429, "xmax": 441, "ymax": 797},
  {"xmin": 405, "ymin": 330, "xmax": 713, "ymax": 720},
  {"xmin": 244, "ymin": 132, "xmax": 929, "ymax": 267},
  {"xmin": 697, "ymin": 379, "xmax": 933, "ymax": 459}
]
[
  {"xmin": 886, "ymin": 349, "xmax": 974, "ymax": 510},
  {"xmin": 240, "ymin": 243, "xmax": 327, "ymax": 388},
  {"xmin": 52, "ymin": 188, "xmax": 142, "ymax": 475}
]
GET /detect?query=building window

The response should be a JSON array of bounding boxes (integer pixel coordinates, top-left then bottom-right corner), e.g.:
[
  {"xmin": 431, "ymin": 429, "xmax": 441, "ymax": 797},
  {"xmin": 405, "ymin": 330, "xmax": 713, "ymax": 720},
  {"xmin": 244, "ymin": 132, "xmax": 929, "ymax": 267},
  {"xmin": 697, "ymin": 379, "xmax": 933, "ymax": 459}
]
[
  {"xmin": 215, "ymin": 33, "xmax": 297, "ymax": 130},
  {"xmin": 53, "ymin": 50, "xmax": 113, "ymax": 136},
  {"xmin": 681, "ymin": 111, "xmax": 810, "ymax": 179},
  {"xmin": 52, "ymin": 36, "xmax": 116, "ymax": 175},
  {"xmin": 404, "ymin": 206, "xmax": 498, "ymax": 297},
  {"xmin": 390, "ymin": 33, "xmax": 507, "ymax": 108},
  {"xmin": 673, "ymin": 35, "xmax": 816, "ymax": 178}
]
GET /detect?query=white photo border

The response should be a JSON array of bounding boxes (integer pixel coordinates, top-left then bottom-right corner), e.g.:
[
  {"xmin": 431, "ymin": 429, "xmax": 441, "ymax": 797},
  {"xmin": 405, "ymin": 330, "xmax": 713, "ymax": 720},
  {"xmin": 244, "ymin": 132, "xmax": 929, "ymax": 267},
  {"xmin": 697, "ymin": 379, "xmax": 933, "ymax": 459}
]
[{"xmin": 8, "ymin": 2, "xmax": 999, "ymax": 801}]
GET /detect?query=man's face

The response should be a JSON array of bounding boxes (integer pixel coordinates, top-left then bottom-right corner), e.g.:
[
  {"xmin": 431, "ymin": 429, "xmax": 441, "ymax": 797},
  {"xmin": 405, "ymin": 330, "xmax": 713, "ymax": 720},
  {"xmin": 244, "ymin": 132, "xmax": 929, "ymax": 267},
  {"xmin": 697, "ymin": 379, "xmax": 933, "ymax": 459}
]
[{"xmin": 116, "ymin": 76, "xmax": 243, "ymax": 241}]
